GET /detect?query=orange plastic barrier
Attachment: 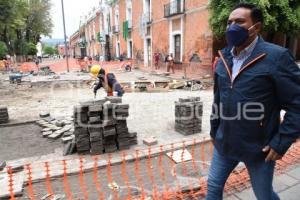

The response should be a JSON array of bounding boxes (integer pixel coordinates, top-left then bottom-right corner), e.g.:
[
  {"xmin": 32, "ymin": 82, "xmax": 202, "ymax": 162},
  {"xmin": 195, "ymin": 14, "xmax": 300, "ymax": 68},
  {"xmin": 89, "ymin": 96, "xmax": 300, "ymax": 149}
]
[{"xmin": 5, "ymin": 140, "xmax": 300, "ymax": 200}]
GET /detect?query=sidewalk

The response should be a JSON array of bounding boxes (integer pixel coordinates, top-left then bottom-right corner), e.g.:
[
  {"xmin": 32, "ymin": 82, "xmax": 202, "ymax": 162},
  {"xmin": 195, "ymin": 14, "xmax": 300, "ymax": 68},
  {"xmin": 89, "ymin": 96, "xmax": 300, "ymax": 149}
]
[{"xmin": 225, "ymin": 164, "xmax": 300, "ymax": 200}]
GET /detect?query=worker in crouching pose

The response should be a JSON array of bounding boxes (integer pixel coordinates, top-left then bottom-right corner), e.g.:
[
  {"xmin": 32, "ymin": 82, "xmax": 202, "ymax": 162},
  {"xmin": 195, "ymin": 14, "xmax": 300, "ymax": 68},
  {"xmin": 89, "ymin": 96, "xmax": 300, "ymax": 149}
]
[{"xmin": 90, "ymin": 65, "xmax": 124, "ymax": 97}]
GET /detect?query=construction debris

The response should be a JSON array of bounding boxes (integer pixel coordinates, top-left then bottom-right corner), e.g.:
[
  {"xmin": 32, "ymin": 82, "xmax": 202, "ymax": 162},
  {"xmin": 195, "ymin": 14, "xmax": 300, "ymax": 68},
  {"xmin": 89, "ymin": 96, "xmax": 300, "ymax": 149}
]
[
  {"xmin": 184, "ymin": 80, "xmax": 203, "ymax": 91},
  {"xmin": 175, "ymin": 97, "xmax": 203, "ymax": 135},
  {"xmin": 169, "ymin": 80, "xmax": 185, "ymax": 89},
  {"xmin": 0, "ymin": 106, "xmax": 9, "ymax": 124}
]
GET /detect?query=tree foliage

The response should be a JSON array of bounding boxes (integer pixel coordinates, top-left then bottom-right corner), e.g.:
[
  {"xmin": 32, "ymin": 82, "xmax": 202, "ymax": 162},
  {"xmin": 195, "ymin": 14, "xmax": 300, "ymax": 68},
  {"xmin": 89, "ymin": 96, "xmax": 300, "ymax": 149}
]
[
  {"xmin": 0, "ymin": 41, "xmax": 8, "ymax": 59},
  {"xmin": 25, "ymin": 0, "xmax": 53, "ymax": 42},
  {"xmin": 43, "ymin": 45, "xmax": 56, "ymax": 55},
  {"xmin": 209, "ymin": 0, "xmax": 300, "ymax": 39},
  {"xmin": 0, "ymin": 0, "xmax": 53, "ymax": 56},
  {"xmin": 25, "ymin": 42, "xmax": 37, "ymax": 55}
]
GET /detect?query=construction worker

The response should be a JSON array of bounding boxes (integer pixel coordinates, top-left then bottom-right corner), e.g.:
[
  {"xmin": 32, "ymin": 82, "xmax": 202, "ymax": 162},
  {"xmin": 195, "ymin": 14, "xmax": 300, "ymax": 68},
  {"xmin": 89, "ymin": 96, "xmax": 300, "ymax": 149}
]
[{"xmin": 90, "ymin": 65, "xmax": 124, "ymax": 97}]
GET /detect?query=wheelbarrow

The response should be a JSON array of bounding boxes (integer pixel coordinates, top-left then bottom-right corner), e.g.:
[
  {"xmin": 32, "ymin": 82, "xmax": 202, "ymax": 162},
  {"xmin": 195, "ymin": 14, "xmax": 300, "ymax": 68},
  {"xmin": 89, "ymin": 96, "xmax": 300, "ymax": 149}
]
[{"xmin": 9, "ymin": 73, "xmax": 23, "ymax": 84}]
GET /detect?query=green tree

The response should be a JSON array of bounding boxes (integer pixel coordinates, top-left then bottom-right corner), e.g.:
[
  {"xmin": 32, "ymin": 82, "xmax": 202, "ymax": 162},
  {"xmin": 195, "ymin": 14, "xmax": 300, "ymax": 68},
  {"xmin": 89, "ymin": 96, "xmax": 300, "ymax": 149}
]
[
  {"xmin": 54, "ymin": 47, "xmax": 59, "ymax": 55},
  {"xmin": 43, "ymin": 45, "xmax": 55, "ymax": 55},
  {"xmin": 25, "ymin": 42, "xmax": 37, "ymax": 55},
  {"xmin": 209, "ymin": 0, "xmax": 300, "ymax": 57},
  {"xmin": 0, "ymin": 41, "xmax": 8, "ymax": 59},
  {"xmin": 0, "ymin": 0, "xmax": 53, "ymax": 56},
  {"xmin": 25, "ymin": 0, "xmax": 53, "ymax": 43},
  {"xmin": 209, "ymin": 0, "xmax": 300, "ymax": 38},
  {"xmin": 0, "ymin": 0, "xmax": 28, "ymax": 51}
]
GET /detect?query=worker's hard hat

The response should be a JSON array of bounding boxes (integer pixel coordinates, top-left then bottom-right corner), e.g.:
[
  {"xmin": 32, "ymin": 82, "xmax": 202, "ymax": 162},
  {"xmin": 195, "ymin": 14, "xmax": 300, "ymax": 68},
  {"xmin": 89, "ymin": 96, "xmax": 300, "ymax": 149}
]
[{"xmin": 90, "ymin": 65, "xmax": 101, "ymax": 76}]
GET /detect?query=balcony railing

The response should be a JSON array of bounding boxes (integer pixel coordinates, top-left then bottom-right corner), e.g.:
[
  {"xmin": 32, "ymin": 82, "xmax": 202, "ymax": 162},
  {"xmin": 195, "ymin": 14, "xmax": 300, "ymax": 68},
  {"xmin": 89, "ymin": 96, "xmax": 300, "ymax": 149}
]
[
  {"xmin": 112, "ymin": 25, "xmax": 120, "ymax": 33},
  {"xmin": 164, "ymin": 0, "xmax": 185, "ymax": 17}
]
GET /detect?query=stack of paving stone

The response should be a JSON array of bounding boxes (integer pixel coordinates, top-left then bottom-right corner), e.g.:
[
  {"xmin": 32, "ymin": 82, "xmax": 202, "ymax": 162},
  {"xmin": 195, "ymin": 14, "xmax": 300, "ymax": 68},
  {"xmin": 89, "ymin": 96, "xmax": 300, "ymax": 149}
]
[
  {"xmin": 88, "ymin": 103, "xmax": 104, "ymax": 155},
  {"xmin": 115, "ymin": 104, "xmax": 137, "ymax": 149},
  {"xmin": 74, "ymin": 104, "xmax": 91, "ymax": 154},
  {"xmin": 0, "ymin": 106, "xmax": 9, "ymax": 124},
  {"xmin": 175, "ymin": 97, "xmax": 203, "ymax": 135},
  {"xmin": 102, "ymin": 103, "xmax": 118, "ymax": 153},
  {"xmin": 72, "ymin": 97, "xmax": 137, "ymax": 155}
]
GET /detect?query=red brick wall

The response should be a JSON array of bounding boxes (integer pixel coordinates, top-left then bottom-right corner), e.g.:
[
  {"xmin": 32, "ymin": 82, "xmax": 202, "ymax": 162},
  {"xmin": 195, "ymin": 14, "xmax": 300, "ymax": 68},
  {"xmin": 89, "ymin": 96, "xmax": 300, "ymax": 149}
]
[
  {"xmin": 84, "ymin": 0, "xmax": 213, "ymax": 77},
  {"xmin": 184, "ymin": 7, "xmax": 212, "ymax": 74}
]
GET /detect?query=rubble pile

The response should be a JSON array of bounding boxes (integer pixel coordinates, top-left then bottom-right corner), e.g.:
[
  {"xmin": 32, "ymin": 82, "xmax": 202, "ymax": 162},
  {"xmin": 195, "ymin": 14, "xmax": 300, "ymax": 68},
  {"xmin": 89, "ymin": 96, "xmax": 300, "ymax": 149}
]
[
  {"xmin": 0, "ymin": 106, "xmax": 9, "ymax": 124},
  {"xmin": 74, "ymin": 97, "xmax": 137, "ymax": 155},
  {"xmin": 175, "ymin": 97, "xmax": 203, "ymax": 135}
]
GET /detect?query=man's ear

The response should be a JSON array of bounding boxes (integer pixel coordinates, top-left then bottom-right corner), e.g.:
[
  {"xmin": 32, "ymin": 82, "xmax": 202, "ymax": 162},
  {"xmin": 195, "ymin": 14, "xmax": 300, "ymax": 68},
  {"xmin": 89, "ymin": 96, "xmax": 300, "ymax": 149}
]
[{"xmin": 255, "ymin": 22, "xmax": 262, "ymax": 33}]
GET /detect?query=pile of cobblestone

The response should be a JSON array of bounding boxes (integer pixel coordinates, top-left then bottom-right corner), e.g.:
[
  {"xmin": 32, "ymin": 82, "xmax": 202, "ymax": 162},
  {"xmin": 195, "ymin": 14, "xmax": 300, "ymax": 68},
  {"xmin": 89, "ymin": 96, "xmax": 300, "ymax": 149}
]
[
  {"xmin": 74, "ymin": 97, "xmax": 137, "ymax": 155},
  {"xmin": 36, "ymin": 115, "xmax": 74, "ymax": 140},
  {"xmin": 36, "ymin": 114, "xmax": 76, "ymax": 155},
  {"xmin": 175, "ymin": 97, "xmax": 203, "ymax": 135}
]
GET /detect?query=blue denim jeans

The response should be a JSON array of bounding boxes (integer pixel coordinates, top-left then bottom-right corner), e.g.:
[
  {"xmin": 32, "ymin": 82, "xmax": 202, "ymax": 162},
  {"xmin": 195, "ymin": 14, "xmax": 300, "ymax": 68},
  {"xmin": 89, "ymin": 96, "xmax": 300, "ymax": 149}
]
[{"xmin": 206, "ymin": 149, "xmax": 280, "ymax": 200}]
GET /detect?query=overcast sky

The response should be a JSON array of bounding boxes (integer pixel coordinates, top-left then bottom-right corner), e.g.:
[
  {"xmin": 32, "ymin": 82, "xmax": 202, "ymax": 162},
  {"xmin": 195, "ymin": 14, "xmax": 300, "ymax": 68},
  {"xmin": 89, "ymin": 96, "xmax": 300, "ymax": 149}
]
[{"xmin": 49, "ymin": 0, "xmax": 99, "ymax": 39}]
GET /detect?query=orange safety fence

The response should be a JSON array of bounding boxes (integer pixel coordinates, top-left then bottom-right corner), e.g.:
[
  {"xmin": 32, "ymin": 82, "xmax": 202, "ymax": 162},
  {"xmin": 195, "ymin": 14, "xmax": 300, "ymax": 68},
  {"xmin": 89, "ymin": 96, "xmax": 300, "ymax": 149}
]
[{"xmin": 4, "ymin": 139, "xmax": 300, "ymax": 200}]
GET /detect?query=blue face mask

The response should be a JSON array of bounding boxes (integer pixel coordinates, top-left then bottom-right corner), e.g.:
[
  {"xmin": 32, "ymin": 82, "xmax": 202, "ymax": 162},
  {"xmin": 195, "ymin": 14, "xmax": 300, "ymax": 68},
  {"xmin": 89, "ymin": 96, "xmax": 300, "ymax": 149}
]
[{"xmin": 226, "ymin": 24, "xmax": 250, "ymax": 47}]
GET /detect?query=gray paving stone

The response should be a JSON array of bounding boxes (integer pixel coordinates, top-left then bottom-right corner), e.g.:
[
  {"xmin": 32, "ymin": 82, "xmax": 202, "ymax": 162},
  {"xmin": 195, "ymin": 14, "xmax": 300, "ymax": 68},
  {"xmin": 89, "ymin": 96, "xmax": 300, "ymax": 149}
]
[
  {"xmin": 143, "ymin": 137, "xmax": 158, "ymax": 146},
  {"xmin": 286, "ymin": 166, "xmax": 300, "ymax": 180},
  {"xmin": 39, "ymin": 112, "xmax": 50, "ymax": 118},
  {"xmin": 62, "ymin": 135, "xmax": 74, "ymax": 143},
  {"xmin": 273, "ymin": 174, "xmax": 299, "ymax": 192},
  {"xmin": 42, "ymin": 131, "xmax": 53, "ymax": 137},
  {"xmin": 235, "ymin": 188, "xmax": 256, "ymax": 200},
  {"xmin": 224, "ymin": 194, "xmax": 240, "ymax": 200},
  {"xmin": 279, "ymin": 183, "xmax": 300, "ymax": 200}
]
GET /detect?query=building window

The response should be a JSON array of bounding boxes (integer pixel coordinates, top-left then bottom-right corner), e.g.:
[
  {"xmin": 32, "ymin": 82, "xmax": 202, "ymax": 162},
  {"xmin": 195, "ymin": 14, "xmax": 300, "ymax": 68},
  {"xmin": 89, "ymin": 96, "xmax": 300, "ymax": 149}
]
[
  {"xmin": 129, "ymin": 41, "xmax": 133, "ymax": 58},
  {"xmin": 174, "ymin": 34, "xmax": 181, "ymax": 62},
  {"xmin": 147, "ymin": 38, "xmax": 151, "ymax": 66}
]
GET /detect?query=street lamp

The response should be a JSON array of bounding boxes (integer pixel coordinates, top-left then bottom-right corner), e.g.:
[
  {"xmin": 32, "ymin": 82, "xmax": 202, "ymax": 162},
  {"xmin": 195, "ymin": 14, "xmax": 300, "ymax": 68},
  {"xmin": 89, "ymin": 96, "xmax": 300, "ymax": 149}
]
[{"xmin": 61, "ymin": 0, "xmax": 70, "ymax": 72}]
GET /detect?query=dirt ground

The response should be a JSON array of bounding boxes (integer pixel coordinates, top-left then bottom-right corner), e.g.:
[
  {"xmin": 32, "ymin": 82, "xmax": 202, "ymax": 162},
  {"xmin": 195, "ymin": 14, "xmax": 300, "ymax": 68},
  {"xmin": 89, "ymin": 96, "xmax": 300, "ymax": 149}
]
[
  {"xmin": 0, "ymin": 123, "xmax": 62, "ymax": 161},
  {"xmin": 0, "ymin": 71, "xmax": 213, "ymax": 150}
]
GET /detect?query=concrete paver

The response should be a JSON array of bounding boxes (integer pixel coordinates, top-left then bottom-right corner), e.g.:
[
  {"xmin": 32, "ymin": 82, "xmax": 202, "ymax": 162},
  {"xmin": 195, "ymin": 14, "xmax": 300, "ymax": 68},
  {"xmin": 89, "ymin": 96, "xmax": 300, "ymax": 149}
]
[
  {"xmin": 235, "ymin": 188, "xmax": 256, "ymax": 200},
  {"xmin": 286, "ymin": 165, "xmax": 300, "ymax": 180},
  {"xmin": 279, "ymin": 183, "xmax": 300, "ymax": 200},
  {"xmin": 224, "ymin": 195, "xmax": 241, "ymax": 200},
  {"xmin": 273, "ymin": 174, "xmax": 299, "ymax": 192},
  {"xmin": 234, "ymin": 165, "xmax": 300, "ymax": 200}
]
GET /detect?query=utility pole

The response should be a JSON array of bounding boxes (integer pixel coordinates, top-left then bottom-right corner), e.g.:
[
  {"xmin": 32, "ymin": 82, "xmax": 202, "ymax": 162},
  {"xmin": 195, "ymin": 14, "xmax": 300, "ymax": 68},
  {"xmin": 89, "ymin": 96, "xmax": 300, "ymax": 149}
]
[{"xmin": 61, "ymin": 0, "xmax": 70, "ymax": 72}]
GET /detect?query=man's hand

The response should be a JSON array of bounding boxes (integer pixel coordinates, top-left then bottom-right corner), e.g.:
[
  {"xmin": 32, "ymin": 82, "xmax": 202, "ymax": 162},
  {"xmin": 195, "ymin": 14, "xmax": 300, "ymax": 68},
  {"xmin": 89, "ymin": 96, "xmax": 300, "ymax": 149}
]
[{"xmin": 262, "ymin": 146, "xmax": 283, "ymax": 162}]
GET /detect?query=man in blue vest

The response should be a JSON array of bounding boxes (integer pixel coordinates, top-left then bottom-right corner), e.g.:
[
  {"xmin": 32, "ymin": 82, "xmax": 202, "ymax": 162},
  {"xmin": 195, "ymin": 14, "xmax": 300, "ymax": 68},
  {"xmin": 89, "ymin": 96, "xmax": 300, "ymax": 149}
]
[{"xmin": 207, "ymin": 3, "xmax": 300, "ymax": 200}]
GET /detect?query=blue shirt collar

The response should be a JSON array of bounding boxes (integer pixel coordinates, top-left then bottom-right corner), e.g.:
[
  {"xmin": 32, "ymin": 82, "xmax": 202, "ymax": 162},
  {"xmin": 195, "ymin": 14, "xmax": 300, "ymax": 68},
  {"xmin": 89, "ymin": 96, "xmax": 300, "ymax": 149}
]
[{"xmin": 231, "ymin": 36, "xmax": 259, "ymax": 59}]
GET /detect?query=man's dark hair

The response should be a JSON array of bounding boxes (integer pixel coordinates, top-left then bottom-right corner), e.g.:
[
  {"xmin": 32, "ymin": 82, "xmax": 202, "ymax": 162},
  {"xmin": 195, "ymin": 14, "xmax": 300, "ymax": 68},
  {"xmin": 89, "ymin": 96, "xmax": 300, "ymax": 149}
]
[
  {"xmin": 99, "ymin": 68, "xmax": 105, "ymax": 76},
  {"xmin": 233, "ymin": 3, "xmax": 264, "ymax": 24}
]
